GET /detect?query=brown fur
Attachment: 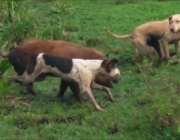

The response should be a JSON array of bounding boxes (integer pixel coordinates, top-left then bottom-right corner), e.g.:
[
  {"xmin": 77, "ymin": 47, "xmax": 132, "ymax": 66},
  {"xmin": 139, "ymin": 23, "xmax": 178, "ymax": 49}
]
[{"xmin": 2, "ymin": 39, "xmax": 115, "ymax": 103}]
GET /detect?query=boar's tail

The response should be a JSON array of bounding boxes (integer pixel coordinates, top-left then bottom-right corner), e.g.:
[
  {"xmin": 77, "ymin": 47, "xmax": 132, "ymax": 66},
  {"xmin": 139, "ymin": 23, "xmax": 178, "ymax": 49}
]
[{"xmin": 0, "ymin": 53, "xmax": 9, "ymax": 58}]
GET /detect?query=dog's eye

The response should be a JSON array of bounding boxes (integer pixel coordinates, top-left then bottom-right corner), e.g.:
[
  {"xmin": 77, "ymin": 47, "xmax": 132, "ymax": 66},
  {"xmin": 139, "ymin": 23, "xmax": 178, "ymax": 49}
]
[{"xmin": 176, "ymin": 20, "xmax": 180, "ymax": 23}]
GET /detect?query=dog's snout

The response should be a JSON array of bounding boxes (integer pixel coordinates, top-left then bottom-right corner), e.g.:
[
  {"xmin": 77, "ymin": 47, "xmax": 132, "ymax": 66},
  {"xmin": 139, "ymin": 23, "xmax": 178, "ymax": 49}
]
[{"xmin": 170, "ymin": 28, "xmax": 175, "ymax": 33}]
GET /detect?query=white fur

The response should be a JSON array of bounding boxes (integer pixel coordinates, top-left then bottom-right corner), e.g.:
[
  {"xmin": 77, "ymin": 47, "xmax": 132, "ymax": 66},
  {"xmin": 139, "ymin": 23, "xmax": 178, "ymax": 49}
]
[{"xmin": 15, "ymin": 53, "xmax": 120, "ymax": 111}]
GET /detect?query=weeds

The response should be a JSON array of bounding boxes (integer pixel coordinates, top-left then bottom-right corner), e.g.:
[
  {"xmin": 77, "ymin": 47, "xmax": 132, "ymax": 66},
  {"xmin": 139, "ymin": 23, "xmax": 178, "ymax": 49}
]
[
  {"xmin": 0, "ymin": 0, "xmax": 180, "ymax": 139},
  {"xmin": 50, "ymin": 1, "xmax": 70, "ymax": 15}
]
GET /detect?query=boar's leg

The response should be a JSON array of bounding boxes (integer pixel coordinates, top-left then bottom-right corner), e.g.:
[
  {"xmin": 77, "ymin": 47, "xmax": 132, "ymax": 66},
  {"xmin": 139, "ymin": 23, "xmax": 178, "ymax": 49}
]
[
  {"xmin": 57, "ymin": 79, "xmax": 69, "ymax": 98},
  {"xmin": 25, "ymin": 83, "xmax": 36, "ymax": 95},
  {"xmin": 69, "ymin": 82, "xmax": 84, "ymax": 104},
  {"xmin": 57, "ymin": 79, "xmax": 83, "ymax": 104}
]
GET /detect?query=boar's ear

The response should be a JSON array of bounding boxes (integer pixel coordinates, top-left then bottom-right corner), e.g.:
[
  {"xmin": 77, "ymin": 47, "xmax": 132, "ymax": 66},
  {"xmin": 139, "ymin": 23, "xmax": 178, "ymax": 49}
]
[
  {"xmin": 110, "ymin": 59, "xmax": 118, "ymax": 68},
  {"xmin": 19, "ymin": 51, "xmax": 29, "ymax": 59},
  {"xmin": 169, "ymin": 16, "xmax": 172, "ymax": 25},
  {"xmin": 105, "ymin": 53, "xmax": 109, "ymax": 58},
  {"xmin": 22, "ymin": 52, "xmax": 29, "ymax": 56},
  {"xmin": 9, "ymin": 47, "xmax": 15, "ymax": 52},
  {"xmin": 111, "ymin": 59, "xmax": 118, "ymax": 64}
]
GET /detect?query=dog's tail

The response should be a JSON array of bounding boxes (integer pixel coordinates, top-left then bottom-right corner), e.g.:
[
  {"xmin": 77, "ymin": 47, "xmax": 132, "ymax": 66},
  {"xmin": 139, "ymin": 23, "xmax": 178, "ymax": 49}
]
[{"xmin": 104, "ymin": 27, "xmax": 132, "ymax": 39}]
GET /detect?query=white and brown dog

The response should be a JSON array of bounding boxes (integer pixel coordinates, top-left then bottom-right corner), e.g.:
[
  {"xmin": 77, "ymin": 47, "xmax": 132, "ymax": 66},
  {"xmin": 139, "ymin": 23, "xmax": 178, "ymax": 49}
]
[
  {"xmin": 14, "ymin": 53, "xmax": 120, "ymax": 111},
  {"xmin": 104, "ymin": 14, "xmax": 180, "ymax": 63}
]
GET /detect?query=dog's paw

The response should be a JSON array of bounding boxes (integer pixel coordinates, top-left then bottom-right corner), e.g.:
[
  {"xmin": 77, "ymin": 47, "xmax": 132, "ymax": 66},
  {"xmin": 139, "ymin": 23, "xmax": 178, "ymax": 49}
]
[
  {"xmin": 109, "ymin": 97, "xmax": 114, "ymax": 102},
  {"xmin": 161, "ymin": 56, "xmax": 169, "ymax": 62},
  {"xmin": 95, "ymin": 106, "xmax": 104, "ymax": 112}
]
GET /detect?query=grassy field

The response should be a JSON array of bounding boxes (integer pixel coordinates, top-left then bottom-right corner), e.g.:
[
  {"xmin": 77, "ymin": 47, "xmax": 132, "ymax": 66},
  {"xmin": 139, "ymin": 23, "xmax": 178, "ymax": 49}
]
[{"xmin": 1, "ymin": 0, "xmax": 180, "ymax": 139}]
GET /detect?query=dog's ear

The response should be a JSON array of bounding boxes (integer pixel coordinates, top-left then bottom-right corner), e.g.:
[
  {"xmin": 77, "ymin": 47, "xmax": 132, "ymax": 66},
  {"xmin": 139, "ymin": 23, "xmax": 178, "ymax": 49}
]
[
  {"xmin": 101, "ymin": 59, "xmax": 118, "ymax": 72},
  {"xmin": 101, "ymin": 59, "xmax": 108, "ymax": 68},
  {"xmin": 101, "ymin": 59, "xmax": 112, "ymax": 72},
  {"xmin": 169, "ymin": 16, "xmax": 172, "ymax": 25}
]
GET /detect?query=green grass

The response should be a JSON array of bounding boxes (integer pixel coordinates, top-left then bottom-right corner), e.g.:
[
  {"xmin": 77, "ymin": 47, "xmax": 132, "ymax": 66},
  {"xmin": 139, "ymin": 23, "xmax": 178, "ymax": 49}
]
[{"xmin": 1, "ymin": 0, "xmax": 180, "ymax": 139}]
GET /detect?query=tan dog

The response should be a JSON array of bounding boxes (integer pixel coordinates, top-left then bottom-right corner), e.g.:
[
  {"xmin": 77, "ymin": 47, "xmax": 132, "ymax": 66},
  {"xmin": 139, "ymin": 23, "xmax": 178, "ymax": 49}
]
[
  {"xmin": 104, "ymin": 14, "xmax": 180, "ymax": 63},
  {"xmin": 169, "ymin": 14, "xmax": 180, "ymax": 33}
]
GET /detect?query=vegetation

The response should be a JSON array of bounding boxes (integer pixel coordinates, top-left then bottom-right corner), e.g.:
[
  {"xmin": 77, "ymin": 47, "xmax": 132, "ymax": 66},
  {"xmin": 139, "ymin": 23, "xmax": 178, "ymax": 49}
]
[{"xmin": 0, "ymin": 0, "xmax": 180, "ymax": 139}]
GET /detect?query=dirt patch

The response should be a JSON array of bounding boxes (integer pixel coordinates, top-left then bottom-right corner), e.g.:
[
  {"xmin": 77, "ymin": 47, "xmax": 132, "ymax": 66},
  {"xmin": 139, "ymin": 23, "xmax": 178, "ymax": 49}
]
[
  {"xmin": 37, "ymin": 117, "xmax": 49, "ymax": 125},
  {"xmin": 106, "ymin": 123, "xmax": 120, "ymax": 135}
]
